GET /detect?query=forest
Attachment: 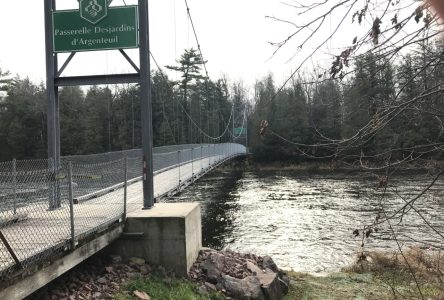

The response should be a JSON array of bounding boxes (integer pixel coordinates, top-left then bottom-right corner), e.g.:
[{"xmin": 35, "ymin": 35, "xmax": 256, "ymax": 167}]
[
  {"xmin": 1, "ymin": 39, "xmax": 444, "ymax": 164},
  {"xmin": 0, "ymin": 49, "xmax": 245, "ymax": 161}
]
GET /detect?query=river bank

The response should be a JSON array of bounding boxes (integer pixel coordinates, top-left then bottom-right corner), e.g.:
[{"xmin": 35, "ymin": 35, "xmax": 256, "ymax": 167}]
[
  {"xmin": 223, "ymin": 157, "xmax": 444, "ymax": 174},
  {"xmin": 27, "ymin": 247, "xmax": 443, "ymax": 300}
]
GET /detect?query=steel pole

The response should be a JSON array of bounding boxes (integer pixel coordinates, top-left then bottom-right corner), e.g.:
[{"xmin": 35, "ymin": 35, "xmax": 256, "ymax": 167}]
[
  {"xmin": 45, "ymin": 0, "xmax": 61, "ymax": 210},
  {"xmin": 123, "ymin": 156, "xmax": 128, "ymax": 221},
  {"xmin": 191, "ymin": 148, "xmax": 194, "ymax": 182},
  {"xmin": 12, "ymin": 159, "xmax": 17, "ymax": 215},
  {"xmin": 68, "ymin": 161, "xmax": 75, "ymax": 250},
  {"xmin": 139, "ymin": 0, "xmax": 154, "ymax": 209},
  {"xmin": 178, "ymin": 150, "xmax": 181, "ymax": 191}
]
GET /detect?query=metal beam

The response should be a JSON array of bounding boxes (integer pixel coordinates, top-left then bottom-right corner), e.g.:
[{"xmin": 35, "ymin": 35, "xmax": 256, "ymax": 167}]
[
  {"xmin": 55, "ymin": 73, "xmax": 140, "ymax": 86},
  {"xmin": 45, "ymin": 0, "xmax": 62, "ymax": 210},
  {"xmin": 56, "ymin": 52, "xmax": 76, "ymax": 77},
  {"xmin": 0, "ymin": 230, "xmax": 23, "ymax": 269},
  {"xmin": 119, "ymin": 49, "xmax": 140, "ymax": 73},
  {"xmin": 139, "ymin": 0, "xmax": 155, "ymax": 209}
]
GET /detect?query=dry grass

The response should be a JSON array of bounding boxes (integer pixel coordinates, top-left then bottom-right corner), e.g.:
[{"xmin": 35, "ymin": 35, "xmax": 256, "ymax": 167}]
[
  {"xmin": 343, "ymin": 248, "xmax": 444, "ymax": 299},
  {"xmin": 284, "ymin": 248, "xmax": 444, "ymax": 300},
  {"xmin": 346, "ymin": 248, "xmax": 444, "ymax": 282}
]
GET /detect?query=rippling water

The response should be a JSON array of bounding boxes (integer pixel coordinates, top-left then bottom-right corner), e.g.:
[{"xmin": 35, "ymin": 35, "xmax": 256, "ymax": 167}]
[{"xmin": 169, "ymin": 168, "xmax": 444, "ymax": 274}]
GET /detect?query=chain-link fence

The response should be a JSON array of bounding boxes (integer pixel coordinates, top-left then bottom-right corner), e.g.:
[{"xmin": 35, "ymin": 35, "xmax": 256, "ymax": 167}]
[{"xmin": 0, "ymin": 143, "xmax": 246, "ymax": 282}]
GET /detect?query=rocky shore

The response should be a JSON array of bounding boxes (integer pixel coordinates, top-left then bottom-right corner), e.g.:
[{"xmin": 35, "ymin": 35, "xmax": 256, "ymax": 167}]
[
  {"xmin": 189, "ymin": 248, "xmax": 290, "ymax": 300},
  {"xmin": 29, "ymin": 249, "xmax": 288, "ymax": 300}
]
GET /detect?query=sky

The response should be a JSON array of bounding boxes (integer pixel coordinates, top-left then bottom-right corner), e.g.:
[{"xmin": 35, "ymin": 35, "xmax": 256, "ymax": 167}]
[
  {"xmin": 0, "ymin": 1, "xmax": 422, "ymax": 91},
  {"xmin": 0, "ymin": 0, "xmax": 314, "ymax": 89}
]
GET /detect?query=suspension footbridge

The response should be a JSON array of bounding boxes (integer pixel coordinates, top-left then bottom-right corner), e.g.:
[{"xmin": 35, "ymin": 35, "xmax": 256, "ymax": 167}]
[{"xmin": 0, "ymin": 143, "xmax": 246, "ymax": 286}]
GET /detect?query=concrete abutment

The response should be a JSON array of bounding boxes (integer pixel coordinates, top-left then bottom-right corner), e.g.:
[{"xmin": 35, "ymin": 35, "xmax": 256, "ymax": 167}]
[{"xmin": 110, "ymin": 202, "xmax": 202, "ymax": 276}]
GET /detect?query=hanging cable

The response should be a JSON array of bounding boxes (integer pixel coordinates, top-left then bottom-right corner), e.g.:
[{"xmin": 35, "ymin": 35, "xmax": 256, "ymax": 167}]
[
  {"xmin": 183, "ymin": 0, "xmax": 209, "ymax": 79},
  {"xmin": 150, "ymin": 52, "xmax": 234, "ymax": 141},
  {"xmin": 228, "ymin": 109, "xmax": 247, "ymax": 139}
]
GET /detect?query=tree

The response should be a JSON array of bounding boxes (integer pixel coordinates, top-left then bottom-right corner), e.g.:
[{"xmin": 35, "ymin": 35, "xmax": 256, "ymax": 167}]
[
  {"xmin": 250, "ymin": 74, "xmax": 311, "ymax": 160},
  {"xmin": 0, "ymin": 77, "xmax": 46, "ymax": 160},
  {"xmin": 0, "ymin": 67, "xmax": 11, "ymax": 95},
  {"xmin": 166, "ymin": 48, "xmax": 207, "ymax": 143},
  {"xmin": 83, "ymin": 86, "xmax": 113, "ymax": 154},
  {"xmin": 264, "ymin": 1, "xmax": 444, "ymax": 295},
  {"xmin": 59, "ymin": 86, "xmax": 85, "ymax": 155},
  {"xmin": 310, "ymin": 80, "xmax": 342, "ymax": 142}
]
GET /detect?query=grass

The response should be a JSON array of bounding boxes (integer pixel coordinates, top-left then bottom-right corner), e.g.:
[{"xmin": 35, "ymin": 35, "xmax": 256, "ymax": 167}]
[
  {"xmin": 284, "ymin": 248, "xmax": 444, "ymax": 300},
  {"xmin": 113, "ymin": 275, "xmax": 224, "ymax": 300},
  {"xmin": 114, "ymin": 248, "xmax": 444, "ymax": 300}
]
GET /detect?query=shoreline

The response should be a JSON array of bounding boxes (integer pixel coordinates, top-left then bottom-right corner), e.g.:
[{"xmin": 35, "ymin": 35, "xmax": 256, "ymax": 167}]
[
  {"xmin": 221, "ymin": 159, "xmax": 440, "ymax": 175},
  {"xmin": 26, "ymin": 247, "xmax": 443, "ymax": 300}
]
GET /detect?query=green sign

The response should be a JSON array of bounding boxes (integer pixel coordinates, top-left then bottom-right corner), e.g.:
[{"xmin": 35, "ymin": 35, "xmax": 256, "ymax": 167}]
[
  {"xmin": 234, "ymin": 127, "xmax": 246, "ymax": 135},
  {"xmin": 53, "ymin": 6, "xmax": 138, "ymax": 53},
  {"xmin": 80, "ymin": 0, "xmax": 108, "ymax": 25}
]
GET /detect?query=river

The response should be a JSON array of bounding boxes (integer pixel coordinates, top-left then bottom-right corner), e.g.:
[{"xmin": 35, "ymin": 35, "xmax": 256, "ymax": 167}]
[{"xmin": 169, "ymin": 167, "xmax": 444, "ymax": 274}]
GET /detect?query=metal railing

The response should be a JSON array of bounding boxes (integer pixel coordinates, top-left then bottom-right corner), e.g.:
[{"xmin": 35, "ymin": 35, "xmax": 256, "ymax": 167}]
[{"xmin": 0, "ymin": 143, "xmax": 246, "ymax": 281}]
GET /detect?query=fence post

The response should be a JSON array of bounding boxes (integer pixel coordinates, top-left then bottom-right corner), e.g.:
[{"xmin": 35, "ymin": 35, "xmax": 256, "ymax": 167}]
[
  {"xmin": 201, "ymin": 145, "xmax": 203, "ymax": 172},
  {"xmin": 191, "ymin": 148, "xmax": 194, "ymax": 183},
  {"xmin": 68, "ymin": 161, "xmax": 75, "ymax": 250},
  {"xmin": 213, "ymin": 144, "xmax": 215, "ymax": 164},
  {"xmin": 123, "ymin": 156, "xmax": 128, "ymax": 222},
  {"xmin": 178, "ymin": 150, "xmax": 181, "ymax": 191},
  {"xmin": 12, "ymin": 158, "xmax": 17, "ymax": 215}
]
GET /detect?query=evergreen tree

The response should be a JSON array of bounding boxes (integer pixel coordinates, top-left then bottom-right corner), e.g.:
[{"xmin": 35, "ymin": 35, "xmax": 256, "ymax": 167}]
[
  {"xmin": 310, "ymin": 80, "xmax": 342, "ymax": 141},
  {"xmin": 0, "ymin": 78, "xmax": 46, "ymax": 160},
  {"xmin": 59, "ymin": 86, "xmax": 85, "ymax": 155},
  {"xmin": 83, "ymin": 86, "xmax": 113, "ymax": 154}
]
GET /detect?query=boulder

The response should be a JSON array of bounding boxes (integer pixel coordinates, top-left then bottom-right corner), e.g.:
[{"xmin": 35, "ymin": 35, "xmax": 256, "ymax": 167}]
[
  {"xmin": 278, "ymin": 275, "xmax": 290, "ymax": 295},
  {"xmin": 201, "ymin": 252, "xmax": 226, "ymax": 283},
  {"xmin": 204, "ymin": 281, "xmax": 217, "ymax": 292},
  {"xmin": 129, "ymin": 257, "xmax": 146, "ymax": 266},
  {"xmin": 109, "ymin": 255, "xmax": 122, "ymax": 264},
  {"xmin": 262, "ymin": 256, "xmax": 279, "ymax": 273},
  {"xmin": 218, "ymin": 275, "xmax": 264, "ymax": 300},
  {"xmin": 259, "ymin": 271, "xmax": 282, "ymax": 300}
]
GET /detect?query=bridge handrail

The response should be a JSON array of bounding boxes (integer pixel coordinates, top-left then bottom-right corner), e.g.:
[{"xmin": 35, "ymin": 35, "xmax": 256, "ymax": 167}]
[{"xmin": 0, "ymin": 143, "xmax": 246, "ymax": 281}]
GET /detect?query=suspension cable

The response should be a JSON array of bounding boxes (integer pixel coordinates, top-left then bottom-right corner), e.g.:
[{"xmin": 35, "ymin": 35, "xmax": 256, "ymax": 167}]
[
  {"xmin": 150, "ymin": 52, "xmax": 234, "ymax": 141},
  {"xmin": 184, "ymin": 0, "xmax": 209, "ymax": 79},
  {"xmin": 229, "ymin": 109, "xmax": 247, "ymax": 139}
]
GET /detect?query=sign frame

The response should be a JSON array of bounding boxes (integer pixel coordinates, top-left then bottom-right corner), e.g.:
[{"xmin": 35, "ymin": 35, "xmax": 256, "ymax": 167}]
[
  {"xmin": 52, "ymin": 5, "xmax": 139, "ymax": 53},
  {"xmin": 44, "ymin": 0, "xmax": 155, "ymax": 210}
]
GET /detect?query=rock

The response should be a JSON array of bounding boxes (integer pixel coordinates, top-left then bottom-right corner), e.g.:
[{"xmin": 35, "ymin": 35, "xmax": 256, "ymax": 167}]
[
  {"xmin": 97, "ymin": 277, "xmax": 107, "ymax": 284},
  {"xmin": 204, "ymin": 281, "xmax": 217, "ymax": 291},
  {"xmin": 105, "ymin": 266, "xmax": 115, "ymax": 274},
  {"xmin": 258, "ymin": 271, "xmax": 283, "ymax": 300},
  {"xmin": 158, "ymin": 265, "xmax": 166, "ymax": 276},
  {"xmin": 219, "ymin": 275, "xmax": 264, "ymax": 300},
  {"xmin": 201, "ymin": 252, "xmax": 226, "ymax": 283},
  {"xmin": 129, "ymin": 257, "xmax": 146, "ymax": 266},
  {"xmin": 133, "ymin": 290, "xmax": 151, "ymax": 300},
  {"xmin": 246, "ymin": 260, "xmax": 264, "ymax": 276},
  {"xmin": 127, "ymin": 272, "xmax": 139, "ymax": 278},
  {"xmin": 278, "ymin": 276, "xmax": 290, "ymax": 295},
  {"xmin": 197, "ymin": 285, "xmax": 209, "ymax": 295},
  {"xmin": 262, "ymin": 256, "xmax": 279, "ymax": 273},
  {"xmin": 246, "ymin": 261, "xmax": 283, "ymax": 300},
  {"xmin": 140, "ymin": 265, "xmax": 151, "ymax": 275},
  {"xmin": 109, "ymin": 255, "xmax": 122, "ymax": 264},
  {"xmin": 92, "ymin": 292, "xmax": 102, "ymax": 298}
]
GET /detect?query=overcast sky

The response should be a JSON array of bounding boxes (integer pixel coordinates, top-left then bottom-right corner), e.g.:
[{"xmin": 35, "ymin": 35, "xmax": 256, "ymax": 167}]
[{"xmin": 0, "ymin": 0, "xmax": 347, "ymax": 89}]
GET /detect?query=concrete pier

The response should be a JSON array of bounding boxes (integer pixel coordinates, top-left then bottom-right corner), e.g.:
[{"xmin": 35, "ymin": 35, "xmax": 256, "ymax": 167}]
[{"xmin": 112, "ymin": 203, "xmax": 202, "ymax": 276}]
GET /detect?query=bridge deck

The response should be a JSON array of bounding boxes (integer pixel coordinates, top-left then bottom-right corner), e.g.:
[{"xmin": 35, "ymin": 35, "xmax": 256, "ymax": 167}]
[{"xmin": 0, "ymin": 154, "xmax": 237, "ymax": 279}]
